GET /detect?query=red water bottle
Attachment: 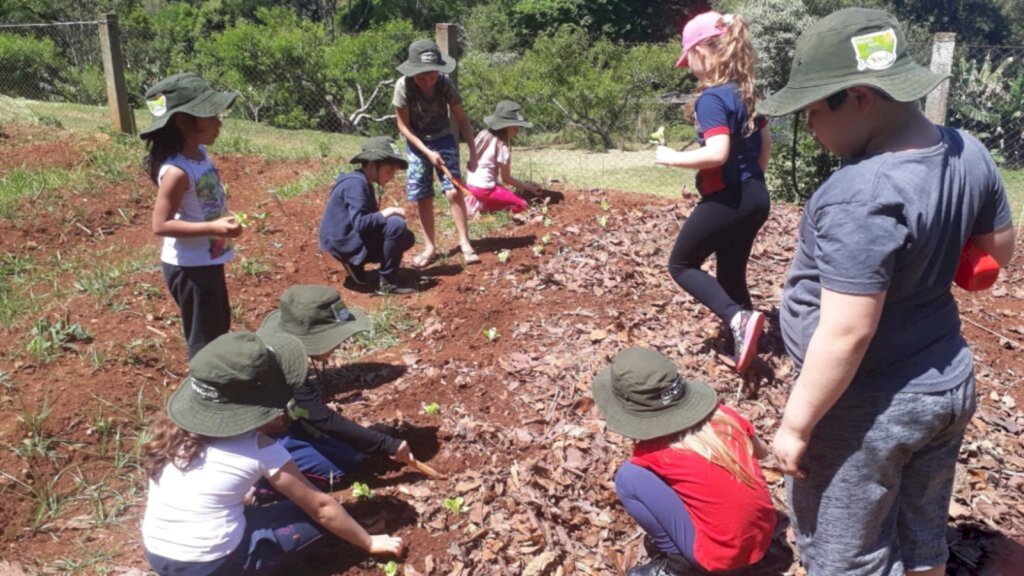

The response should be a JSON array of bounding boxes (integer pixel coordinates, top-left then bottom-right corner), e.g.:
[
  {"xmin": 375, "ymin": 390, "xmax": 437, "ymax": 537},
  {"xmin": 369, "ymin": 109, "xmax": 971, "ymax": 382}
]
[{"xmin": 955, "ymin": 240, "xmax": 1000, "ymax": 291}]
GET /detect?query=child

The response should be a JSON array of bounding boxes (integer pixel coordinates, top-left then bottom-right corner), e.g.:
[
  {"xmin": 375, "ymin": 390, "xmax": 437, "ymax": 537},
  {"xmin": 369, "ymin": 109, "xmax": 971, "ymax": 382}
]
[
  {"xmin": 758, "ymin": 8, "xmax": 1015, "ymax": 576},
  {"xmin": 654, "ymin": 12, "xmax": 771, "ymax": 372},
  {"xmin": 592, "ymin": 347, "xmax": 777, "ymax": 576},
  {"xmin": 464, "ymin": 100, "xmax": 541, "ymax": 215},
  {"xmin": 393, "ymin": 39, "xmax": 480, "ymax": 267},
  {"xmin": 141, "ymin": 331, "xmax": 403, "ymax": 574},
  {"xmin": 256, "ymin": 285, "xmax": 418, "ymax": 493},
  {"xmin": 142, "ymin": 72, "xmax": 242, "ymax": 359},
  {"xmin": 319, "ymin": 136, "xmax": 416, "ymax": 295}
]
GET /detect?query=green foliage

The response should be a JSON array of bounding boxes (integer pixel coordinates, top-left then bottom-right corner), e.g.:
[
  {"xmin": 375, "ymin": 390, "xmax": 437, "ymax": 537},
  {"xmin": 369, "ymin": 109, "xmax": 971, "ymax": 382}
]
[
  {"xmin": 0, "ymin": 33, "xmax": 62, "ymax": 100},
  {"xmin": 26, "ymin": 317, "xmax": 92, "ymax": 364},
  {"xmin": 731, "ymin": 0, "xmax": 814, "ymax": 96},
  {"xmin": 765, "ymin": 117, "xmax": 840, "ymax": 203},
  {"xmin": 351, "ymin": 481, "xmax": 374, "ymax": 499},
  {"xmin": 443, "ymin": 495, "xmax": 465, "ymax": 514},
  {"xmin": 421, "ymin": 402, "xmax": 441, "ymax": 415},
  {"xmin": 483, "ymin": 327, "xmax": 499, "ymax": 342},
  {"xmin": 948, "ymin": 53, "xmax": 1024, "ymax": 167}
]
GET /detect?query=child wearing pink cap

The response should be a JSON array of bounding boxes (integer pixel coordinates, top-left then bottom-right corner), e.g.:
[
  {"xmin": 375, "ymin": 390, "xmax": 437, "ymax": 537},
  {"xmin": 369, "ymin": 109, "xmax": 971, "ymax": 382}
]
[{"xmin": 656, "ymin": 12, "xmax": 772, "ymax": 372}]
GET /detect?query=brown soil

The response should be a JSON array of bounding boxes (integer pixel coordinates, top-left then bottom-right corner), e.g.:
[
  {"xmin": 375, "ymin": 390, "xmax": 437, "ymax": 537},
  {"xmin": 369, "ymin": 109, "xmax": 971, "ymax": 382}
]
[{"xmin": 0, "ymin": 125, "xmax": 1021, "ymax": 575}]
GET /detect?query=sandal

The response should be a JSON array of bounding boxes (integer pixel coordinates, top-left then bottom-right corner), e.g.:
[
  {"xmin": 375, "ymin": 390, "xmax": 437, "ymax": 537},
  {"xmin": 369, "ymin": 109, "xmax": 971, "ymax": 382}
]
[
  {"xmin": 410, "ymin": 250, "xmax": 437, "ymax": 269},
  {"xmin": 462, "ymin": 249, "xmax": 481, "ymax": 265}
]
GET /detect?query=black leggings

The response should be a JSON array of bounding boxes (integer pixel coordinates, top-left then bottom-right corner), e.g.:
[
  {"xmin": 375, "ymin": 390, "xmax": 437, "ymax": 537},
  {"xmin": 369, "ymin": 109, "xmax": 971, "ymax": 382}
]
[{"xmin": 667, "ymin": 178, "xmax": 770, "ymax": 323}]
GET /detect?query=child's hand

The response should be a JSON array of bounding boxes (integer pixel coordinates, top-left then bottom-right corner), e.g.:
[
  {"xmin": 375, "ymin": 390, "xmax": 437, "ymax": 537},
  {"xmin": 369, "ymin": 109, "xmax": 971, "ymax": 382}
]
[
  {"xmin": 425, "ymin": 150, "xmax": 444, "ymax": 168},
  {"xmin": 391, "ymin": 440, "xmax": 415, "ymax": 465},
  {"xmin": 212, "ymin": 215, "xmax": 244, "ymax": 238},
  {"xmin": 368, "ymin": 534, "xmax": 404, "ymax": 556},
  {"xmin": 655, "ymin": 145, "xmax": 677, "ymax": 165},
  {"xmin": 381, "ymin": 207, "xmax": 406, "ymax": 219},
  {"xmin": 772, "ymin": 425, "xmax": 809, "ymax": 480}
]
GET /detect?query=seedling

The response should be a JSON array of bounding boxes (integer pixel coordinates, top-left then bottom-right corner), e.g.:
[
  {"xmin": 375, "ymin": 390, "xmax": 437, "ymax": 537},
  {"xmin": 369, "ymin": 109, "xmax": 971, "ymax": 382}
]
[
  {"xmin": 649, "ymin": 125, "xmax": 666, "ymax": 146},
  {"xmin": 541, "ymin": 205, "xmax": 549, "ymax": 215},
  {"xmin": 351, "ymin": 482, "xmax": 374, "ymax": 499},
  {"xmin": 497, "ymin": 249, "xmax": 511, "ymax": 263},
  {"xmin": 596, "ymin": 215, "xmax": 609, "ymax": 228},
  {"xmin": 541, "ymin": 234, "xmax": 551, "ymax": 245},
  {"xmin": 232, "ymin": 211, "xmax": 250, "ymax": 228},
  {"xmin": 543, "ymin": 216, "xmax": 553, "ymax": 227},
  {"xmin": 443, "ymin": 496, "xmax": 465, "ymax": 514},
  {"xmin": 382, "ymin": 561, "xmax": 399, "ymax": 576},
  {"xmin": 600, "ymin": 199, "xmax": 611, "ymax": 211},
  {"xmin": 483, "ymin": 327, "xmax": 499, "ymax": 342},
  {"xmin": 532, "ymin": 246, "xmax": 544, "ymax": 256},
  {"xmin": 422, "ymin": 402, "xmax": 441, "ymax": 415}
]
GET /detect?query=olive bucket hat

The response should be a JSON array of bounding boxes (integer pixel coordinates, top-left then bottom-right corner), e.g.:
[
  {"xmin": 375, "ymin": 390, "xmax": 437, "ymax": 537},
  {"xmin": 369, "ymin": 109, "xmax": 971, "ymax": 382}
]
[
  {"xmin": 758, "ymin": 8, "xmax": 948, "ymax": 117},
  {"xmin": 257, "ymin": 285, "xmax": 371, "ymax": 357},
  {"xmin": 591, "ymin": 348, "xmax": 718, "ymax": 440},
  {"xmin": 349, "ymin": 136, "xmax": 409, "ymax": 169},
  {"xmin": 484, "ymin": 100, "xmax": 533, "ymax": 131},
  {"xmin": 397, "ymin": 39, "xmax": 456, "ymax": 76},
  {"xmin": 139, "ymin": 73, "xmax": 239, "ymax": 139},
  {"xmin": 167, "ymin": 331, "xmax": 308, "ymax": 438}
]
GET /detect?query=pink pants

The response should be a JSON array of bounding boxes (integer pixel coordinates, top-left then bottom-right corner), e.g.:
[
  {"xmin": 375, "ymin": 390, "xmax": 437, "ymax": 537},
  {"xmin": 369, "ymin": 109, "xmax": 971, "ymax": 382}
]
[{"xmin": 467, "ymin": 184, "xmax": 527, "ymax": 214}]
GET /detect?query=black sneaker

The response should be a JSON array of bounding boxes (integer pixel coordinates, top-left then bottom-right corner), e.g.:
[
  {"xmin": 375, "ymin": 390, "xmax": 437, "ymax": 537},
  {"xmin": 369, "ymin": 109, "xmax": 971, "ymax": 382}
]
[
  {"xmin": 626, "ymin": 552, "xmax": 695, "ymax": 576},
  {"xmin": 377, "ymin": 277, "xmax": 416, "ymax": 296},
  {"xmin": 340, "ymin": 260, "xmax": 368, "ymax": 285},
  {"xmin": 731, "ymin": 310, "xmax": 765, "ymax": 372}
]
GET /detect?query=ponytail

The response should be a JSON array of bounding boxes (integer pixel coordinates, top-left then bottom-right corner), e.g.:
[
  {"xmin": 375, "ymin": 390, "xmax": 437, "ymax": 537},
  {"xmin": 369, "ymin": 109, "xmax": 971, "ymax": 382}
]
[{"xmin": 692, "ymin": 14, "xmax": 759, "ymax": 136}]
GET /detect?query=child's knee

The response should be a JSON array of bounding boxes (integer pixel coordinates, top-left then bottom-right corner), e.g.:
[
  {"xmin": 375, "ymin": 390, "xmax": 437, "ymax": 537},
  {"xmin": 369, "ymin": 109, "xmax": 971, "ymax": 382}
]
[{"xmin": 614, "ymin": 461, "xmax": 651, "ymax": 498}]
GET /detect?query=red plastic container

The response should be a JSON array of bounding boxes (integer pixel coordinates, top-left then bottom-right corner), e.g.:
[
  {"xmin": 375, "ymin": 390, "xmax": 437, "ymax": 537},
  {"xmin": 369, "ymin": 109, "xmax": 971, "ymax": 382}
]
[{"xmin": 955, "ymin": 240, "xmax": 1000, "ymax": 291}]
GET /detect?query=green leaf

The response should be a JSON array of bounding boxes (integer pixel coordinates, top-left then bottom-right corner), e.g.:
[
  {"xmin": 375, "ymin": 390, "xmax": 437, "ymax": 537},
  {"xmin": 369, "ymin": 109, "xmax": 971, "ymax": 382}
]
[{"xmin": 443, "ymin": 495, "xmax": 465, "ymax": 514}]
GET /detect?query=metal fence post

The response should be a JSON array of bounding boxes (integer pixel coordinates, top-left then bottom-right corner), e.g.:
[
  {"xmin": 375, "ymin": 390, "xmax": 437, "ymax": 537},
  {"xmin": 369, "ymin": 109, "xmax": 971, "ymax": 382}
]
[
  {"xmin": 98, "ymin": 12, "xmax": 135, "ymax": 134},
  {"xmin": 924, "ymin": 32, "xmax": 956, "ymax": 126}
]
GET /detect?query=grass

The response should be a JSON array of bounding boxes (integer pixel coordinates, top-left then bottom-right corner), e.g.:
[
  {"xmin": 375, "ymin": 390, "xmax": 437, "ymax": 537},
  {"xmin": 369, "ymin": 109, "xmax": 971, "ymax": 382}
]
[
  {"xmin": 25, "ymin": 317, "xmax": 92, "ymax": 364},
  {"xmin": 0, "ymin": 166, "xmax": 81, "ymax": 219},
  {"xmin": 350, "ymin": 297, "xmax": 422, "ymax": 354}
]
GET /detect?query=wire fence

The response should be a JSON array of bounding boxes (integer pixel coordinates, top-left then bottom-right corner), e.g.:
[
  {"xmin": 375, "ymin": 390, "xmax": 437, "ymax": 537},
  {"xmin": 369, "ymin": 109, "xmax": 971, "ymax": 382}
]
[{"xmin": 1, "ymin": 21, "xmax": 1023, "ymax": 198}]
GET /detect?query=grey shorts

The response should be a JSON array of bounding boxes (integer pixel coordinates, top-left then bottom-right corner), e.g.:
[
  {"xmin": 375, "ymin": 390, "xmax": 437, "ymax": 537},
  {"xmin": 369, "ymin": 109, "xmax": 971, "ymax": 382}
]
[{"xmin": 787, "ymin": 374, "xmax": 976, "ymax": 576}]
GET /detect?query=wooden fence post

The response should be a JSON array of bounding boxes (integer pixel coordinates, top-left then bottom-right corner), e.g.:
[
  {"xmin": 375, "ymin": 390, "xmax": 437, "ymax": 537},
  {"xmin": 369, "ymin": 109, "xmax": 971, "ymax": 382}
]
[
  {"xmin": 435, "ymin": 23, "xmax": 462, "ymax": 143},
  {"xmin": 98, "ymin": 12, "xmax": 134, "ymax": 134},
  {"xmin": 924, "ymin": 32, "xmax": 956, "ymax": 126}
]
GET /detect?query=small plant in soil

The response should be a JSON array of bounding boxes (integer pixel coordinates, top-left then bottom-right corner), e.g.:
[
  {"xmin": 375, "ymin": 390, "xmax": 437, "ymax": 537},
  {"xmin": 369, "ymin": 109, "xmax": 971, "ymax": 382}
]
[
  {"xmin": 240, "ymin": 258, "xmax": 270, "ymax": 278},
  {"xmin": 600, "ymin": 199, "xmax": 611, "ymax": 211},
  {"xmin": 233, "ymin": 211, "xmax": 250, "ymax": 228},
  {"xmin": 443, "ymin": 496, "xmax": 465, "ymax": 514},
  {"xmin": 422, "ymin": 402, "xmax": 441, "ymax": 415},
  {"xmin": 381, "ymin": 561, "xmax": 399, "ymax": 576},
  {"xmin": 497, "ymin": 249, "xmax": 511, "ymax": 263},
  {"xmin": 541, "ymin": 233, "xmax": 551, "ymax": 245},
  {"xmin": 543, "ymin": 216, "xmax": 553, "ymax": 227},
  {"xmin": 596, "ymin": 215, "xmax": 609, "ymax": 228},
  {"xmin": 351, "ymin": 482, "xmax": 374, "ymax": 499},
  {"xmin": 532, "ymin": 245, "xmax": 544, "ymax": 256},
  {"xmin": 26, "ymin": 317, "xmax": 92, "ymax": 364},
  {"xmin": 483, "ymin": 327, "xmax": 499, "ymax": 342}
]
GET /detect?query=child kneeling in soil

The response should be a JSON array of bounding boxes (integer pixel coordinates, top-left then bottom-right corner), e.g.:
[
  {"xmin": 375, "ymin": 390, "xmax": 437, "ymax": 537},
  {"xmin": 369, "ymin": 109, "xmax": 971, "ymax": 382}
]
[
  {"xmin": 319, "ymin": 136, "xmax": 416, "ymax": 295},
  {"xmin": 141, "ymin": 332, "xmax": 402, "ymax": 574},
  {"xmin": 255, "ymin": 285, "xmax": 418, "ymax": 496},
  {"xmin": 592, "ymin": 348, "xmax": 776, "ymax": 576},
  {"xmin": 463, "ymin": 100, "xmax": 542, "ymax": 215}
]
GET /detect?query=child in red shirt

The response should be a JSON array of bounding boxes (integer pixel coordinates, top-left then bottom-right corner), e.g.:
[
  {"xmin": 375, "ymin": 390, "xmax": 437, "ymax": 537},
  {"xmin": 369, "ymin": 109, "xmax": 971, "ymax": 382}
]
[{"xmin": 592, "ymin": 348, "xmax": 776, "ymax": 575}]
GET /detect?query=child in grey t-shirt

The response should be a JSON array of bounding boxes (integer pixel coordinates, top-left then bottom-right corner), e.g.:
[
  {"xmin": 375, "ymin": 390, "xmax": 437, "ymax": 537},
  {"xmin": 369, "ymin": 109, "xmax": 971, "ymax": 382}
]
[{"xmin": 758, "ymin": 9, "xmax": 1014, "ymax": 576}]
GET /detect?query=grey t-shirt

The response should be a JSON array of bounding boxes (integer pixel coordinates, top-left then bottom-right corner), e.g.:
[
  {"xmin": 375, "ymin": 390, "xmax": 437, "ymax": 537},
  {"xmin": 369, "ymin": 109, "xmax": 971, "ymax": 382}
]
[
  {"xmin": 781, "ymin": 127, "xmax": 1012, "ymax": 394},
  {"xmin": 392, "ymin": 74, "xmax": 461, "ymax": 141}
]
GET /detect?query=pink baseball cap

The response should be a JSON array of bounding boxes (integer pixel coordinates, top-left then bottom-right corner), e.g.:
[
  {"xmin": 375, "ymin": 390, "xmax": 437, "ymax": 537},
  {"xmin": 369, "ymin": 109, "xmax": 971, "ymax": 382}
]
[{"xmin": 676, "ymin": 11, "xmax": 728, "ymax": 68}]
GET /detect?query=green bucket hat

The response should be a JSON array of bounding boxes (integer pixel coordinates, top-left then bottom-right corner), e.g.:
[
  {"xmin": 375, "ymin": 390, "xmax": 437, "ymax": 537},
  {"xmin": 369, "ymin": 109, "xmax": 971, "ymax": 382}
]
[
  {"xmin": 349, "ymin": 136, "xmax": 409, "ymax": 169},
  {"xmin": 257, "ymin": 285, "xmax": 370, "ymax": 357},
  {"xmin": 167, "ymin": 332, "xmax": 308, "ymax": 438},
  {"xmin": 484, "ymin": 100, "xmax": 533, "ymax": 131},
  {"xmin": 397, "ymin": 39, "xmax": 456, "ymax": 76},
  {"xmin": 591, "ymin": 348, "xmax": 717, "ymax": 441},
  {"xmin": 139, "ymin": 73, "xmax": 239, "ymax": 139},
  {"xmin": 758, "ymin": 8, "xmax": 948, "ymax": 117}
]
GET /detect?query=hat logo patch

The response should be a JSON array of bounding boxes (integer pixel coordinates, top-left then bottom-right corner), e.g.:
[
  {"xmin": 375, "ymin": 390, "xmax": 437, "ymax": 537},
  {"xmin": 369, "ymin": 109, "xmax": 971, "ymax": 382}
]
[
  {"xmin": 420, "ymin": 52, "xmax": 439, "ymax": 63},
  {"xmin": 851, "ymin": 28, "xmax": 897, "ymax": 71},
  {"xmin": 660, "ymin": 377, "xmax": 683, "ymax": 406},
  {"xmin": 147, "ymin": 94, "xmax": 168, "ymax": 116}
]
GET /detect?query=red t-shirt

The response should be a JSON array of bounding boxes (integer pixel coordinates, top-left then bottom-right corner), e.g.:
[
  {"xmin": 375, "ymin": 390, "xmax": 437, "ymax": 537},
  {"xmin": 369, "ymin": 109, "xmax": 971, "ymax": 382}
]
[{"xmin": 629, "ymin": 405, "xmax": 776, "ymax": 571}]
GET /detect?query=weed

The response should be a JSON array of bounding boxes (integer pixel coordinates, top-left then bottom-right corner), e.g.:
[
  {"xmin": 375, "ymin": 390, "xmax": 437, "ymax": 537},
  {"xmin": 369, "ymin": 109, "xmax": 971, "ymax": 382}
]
[
  {"xmin": 121, "ymin": 338, "xmax": 163, "ymax": 367},
  {"xmin": 274, "ymin": 165, "xmax": 336, "ymax": 200},
  {"xmin": 351, "ymin": 299, "xmax": 422, "ymax": 353},
  {"xmin": 497, "ymin": 249, "xmax": 511, "ymax": 263},
  {"xmin": 421, "ymin": 402, "xmax": 441, "ymax": 415},
  {"xmin": 0, "ymin": 467, "xmax": 71, "ymax": 531},
  {"xmin": 596, "ymin": 215, "xmax": 609, "ymax": 228},
  {"xmin": 240, "ymin": 258, "xmax": 270, "ymax": 278},
  {"xmin": 73, "ymin": 265, "xmax": 123, "ymax": 305},
  {"xmin": 483, "ymin": 327, "xmax": 499, "ymax": 342},
  {"xmin": 26, "ymin": 317, "xmax": 92, "ymax": 364},
  {"xmin": 0, "ymin": 166, "xmax": 75, "ymax": 219},
  {"xmin": 132, "ymin": 282, "xmax": 163, "ymax": 301},
  {"xmin": 317, "ymin": 139, "xmax": 332, "ymax": 158},
  {"xmin": 351, "ymin": 482, "xmax": 374, "ymax": 499},
  {"xmin": 443, "ymin": 495, "xmax": 465, "ymax": 514},
  {"xmin": 85, "ymin": 136, "xmax": 135, "ymax": 182},
  {"xmin": 213, "ymin": 133, "xmax": 259, "ymax": 155}
]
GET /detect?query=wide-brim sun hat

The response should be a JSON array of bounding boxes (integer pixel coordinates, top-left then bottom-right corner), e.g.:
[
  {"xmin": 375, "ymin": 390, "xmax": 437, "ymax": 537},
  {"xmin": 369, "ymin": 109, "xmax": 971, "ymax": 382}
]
[
  {"xmin": 348, "ymin": 136, "xmax": 409, "ymax": 169},
  {"xmin": 257, "ymin": 285, "xmax": 371, "ymax": 357},
  {"xmin": 758, "ymin": 7, "xmax": 948, "ymax": 117},
  {"xmin": 139, "ymin": 72, "xmax": 238, "ymax": 139},
  {"xmin": 676, "ymin": 11, "xmax": 728, "ymax": 68},
  {"xmin": 484, "ymin": 100, "xmax": 533, "ymax": 131},
  {"xmin": 167, "ymin": 331, "xmax": 308, "ymax": 437},
  {"xmin": 591, "ymin": 348, "xmax": 718, "ymax": 440},
  {"xmin": 397, "ymin": 39, "xmax": 456, "ymax": 76}
]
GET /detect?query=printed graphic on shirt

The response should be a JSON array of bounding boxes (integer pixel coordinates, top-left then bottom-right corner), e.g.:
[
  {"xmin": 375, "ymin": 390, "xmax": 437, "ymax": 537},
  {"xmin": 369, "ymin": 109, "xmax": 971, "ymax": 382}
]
[
  {"xmin": 851, "ymin": 28, "xmax": 898, "ymax": 71},
  {"xmin": 196, "ymin": 168, "xmax": 231, "ymax": 259}
]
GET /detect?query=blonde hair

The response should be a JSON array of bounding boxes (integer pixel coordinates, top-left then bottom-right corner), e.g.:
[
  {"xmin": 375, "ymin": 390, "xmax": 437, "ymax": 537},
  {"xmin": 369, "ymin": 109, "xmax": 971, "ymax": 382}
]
[
  {"xmin": 691, "ymin": 14, "xmax": 759, "ymax": 136},
  {"xmin": 141, "ymin": 414, "xmax": 209, "ymax": 481},
  {"xmin": 669, "ymin": 406, "xmax": 759, "ymax": 489}
]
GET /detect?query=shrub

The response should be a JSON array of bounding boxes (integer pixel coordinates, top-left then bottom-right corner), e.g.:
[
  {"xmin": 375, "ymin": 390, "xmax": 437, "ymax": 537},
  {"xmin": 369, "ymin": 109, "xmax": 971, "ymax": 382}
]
[
  {"xmin": 948, "ymin": 52, "xmax": 1024, "ymax": 168},
  {"xmin": 0, "ymin": 33, "xmax": 63, "ymax": 100}
]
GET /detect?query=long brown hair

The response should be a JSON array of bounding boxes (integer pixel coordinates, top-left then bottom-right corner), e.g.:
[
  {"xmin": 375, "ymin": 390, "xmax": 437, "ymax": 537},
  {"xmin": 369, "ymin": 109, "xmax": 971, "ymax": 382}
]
[
  {"xmin": 141, "ymin": 413, "xmax": 210, "ymax": 481},
  {"xmin": 669, "ymin": 406, "xmax": 759, "ymax": 488},
  {"xmin": 691, "ymin": 14, "xmax": 759, "ymax": 136}
]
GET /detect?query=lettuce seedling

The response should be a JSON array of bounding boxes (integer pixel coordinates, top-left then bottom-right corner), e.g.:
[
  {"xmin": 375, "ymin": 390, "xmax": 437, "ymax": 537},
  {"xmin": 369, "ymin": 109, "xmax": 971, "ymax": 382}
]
[
  {"xmin": 351, "ymin": 482, "xmax": 374, "ymax": 499},
  {"xmin": 422, "ymin": 402, "xmax": 440, "ymax": 415},
  {"xmin": 443, "ymin": 496, "xmax": 465, "ymax": 514},
  {"xmin": 497, "ymin": 249, "xmax": 511, "ymax": 263},
  {"xmin": 483, "ymin": 327, "xmax": 499, "ymax": 342}
]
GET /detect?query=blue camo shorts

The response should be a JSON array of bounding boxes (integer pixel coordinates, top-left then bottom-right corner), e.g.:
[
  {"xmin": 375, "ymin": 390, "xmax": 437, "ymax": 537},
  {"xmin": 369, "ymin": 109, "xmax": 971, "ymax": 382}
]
[
  {"xmin": 787, "ymin": 373, "xmax": 976, "ymax": 576},
  {"xmin": 406, "ymin": 134, "xmax": 460, "ymax": 201}
]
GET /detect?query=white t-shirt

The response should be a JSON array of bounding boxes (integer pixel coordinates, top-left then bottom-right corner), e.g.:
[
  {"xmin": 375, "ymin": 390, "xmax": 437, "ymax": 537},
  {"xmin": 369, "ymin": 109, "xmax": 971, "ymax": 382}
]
[
  {"xmin": 158, "ymin": 145, "xmax": 234, "ymax": 267},
  {"xmin": 142, "ymin": 431, "xmax": 292, "ymax": 561},
  {"xmin": 466, "ymin": 134, "xmax": 510, "ymax": 190}
]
